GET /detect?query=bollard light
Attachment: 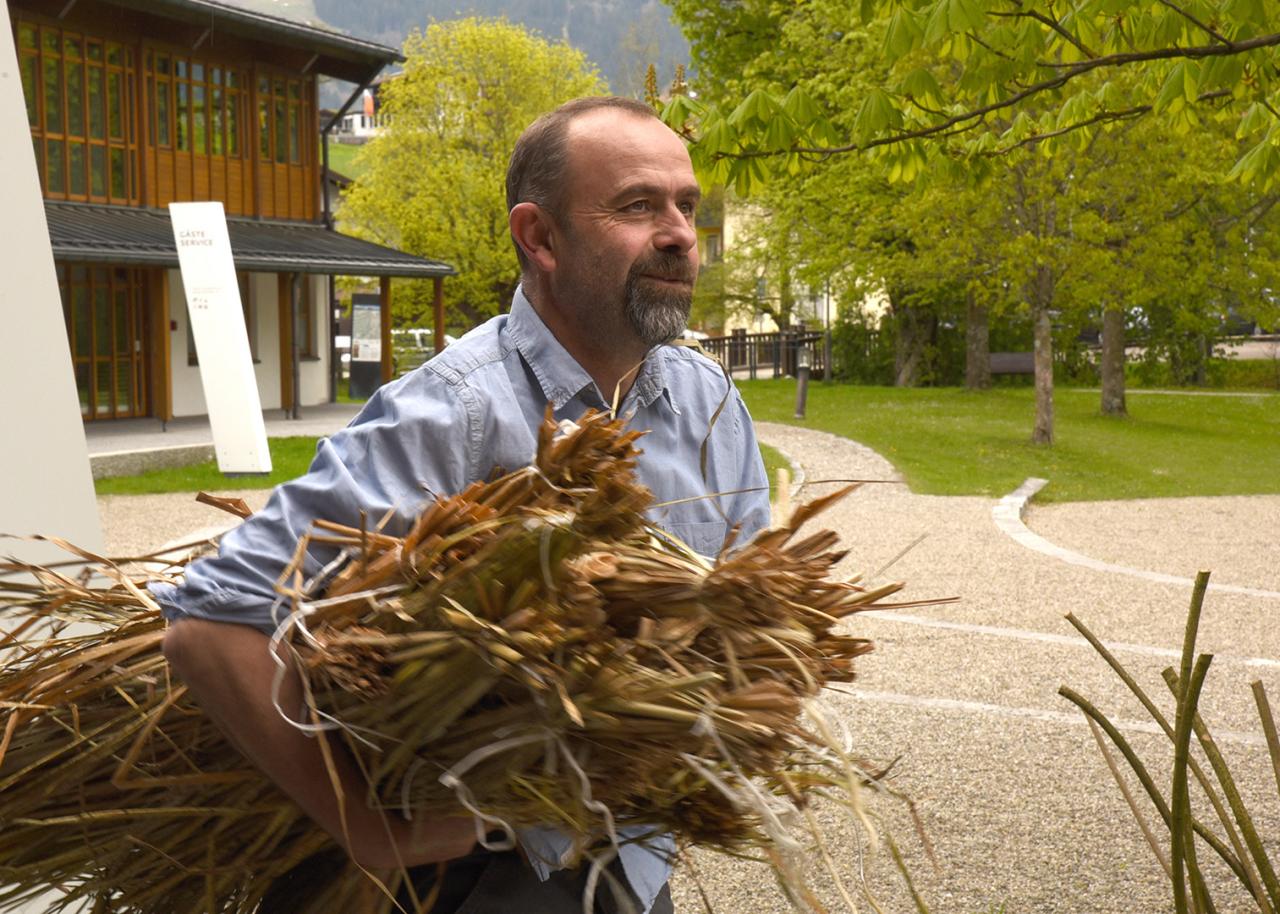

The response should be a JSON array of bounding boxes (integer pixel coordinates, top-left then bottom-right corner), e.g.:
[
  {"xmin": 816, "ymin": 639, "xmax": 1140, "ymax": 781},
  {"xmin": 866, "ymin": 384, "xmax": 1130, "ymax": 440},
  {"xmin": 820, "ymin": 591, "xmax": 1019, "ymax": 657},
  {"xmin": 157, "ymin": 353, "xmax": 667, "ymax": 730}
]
[{"xmin": 794, "ymin": 343, "xmax": 811, "ymax": 419}]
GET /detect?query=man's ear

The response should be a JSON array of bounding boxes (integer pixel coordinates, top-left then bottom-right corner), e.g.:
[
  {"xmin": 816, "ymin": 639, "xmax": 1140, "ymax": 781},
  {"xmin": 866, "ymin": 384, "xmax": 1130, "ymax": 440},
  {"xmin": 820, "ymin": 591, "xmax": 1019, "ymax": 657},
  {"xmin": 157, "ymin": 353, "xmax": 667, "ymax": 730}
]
[{"xmin": 509, "ymin": 202, "xmax": 557, "ymax": 273}]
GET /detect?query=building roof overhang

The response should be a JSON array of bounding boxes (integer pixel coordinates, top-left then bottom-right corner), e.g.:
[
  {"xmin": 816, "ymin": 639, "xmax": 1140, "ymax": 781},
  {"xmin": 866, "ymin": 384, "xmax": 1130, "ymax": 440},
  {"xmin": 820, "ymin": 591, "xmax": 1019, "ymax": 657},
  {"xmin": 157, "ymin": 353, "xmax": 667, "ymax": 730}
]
[
  {"xmin": 92, "ymin": 0, "xmax": 401, "ymax": 82},
  {"xmin": 45, "ymin": 202, "xmax": 455, "ymax": 279}
]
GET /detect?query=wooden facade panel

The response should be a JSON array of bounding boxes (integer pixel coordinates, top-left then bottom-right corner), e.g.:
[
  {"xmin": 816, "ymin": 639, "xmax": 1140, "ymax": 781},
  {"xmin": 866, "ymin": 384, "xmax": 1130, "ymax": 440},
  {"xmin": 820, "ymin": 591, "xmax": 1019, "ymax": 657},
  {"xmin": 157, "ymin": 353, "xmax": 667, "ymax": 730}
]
[
  {"xmin": 144, "ymin": 148, "xmax": 157, "ymax": 206},
  {"xmin": 193, "ymin": 155, "xmax": 210, "ymax": 199},
  {"xmin": 147, "ymin": 268, "xmax": 171, "ymax": 421},
  {"xmin": 155, "ymin": 151, "xmax": 175, "ymax": 207},
  {"xmin": 226, "ymin": 159, "xmax": 246, "ymax": 216},
  {"xmin": 289, "ymin": 169, "xmax": 304, "ymax": 221},
  {"xmin": 277, "ymin": 273, "xmax": 293, "ymax": 410},
  {"xmin": 273, "ymin": 164, "xmax": 289, "ymax": 219},
  {"xmin": 256, "ymin": 162, "xmax": 274, "ymax": 218},
  {"xmin": 209, "ymin": 158, "xmax": 226, "ymax": 212},
  {"xmin": 175, "ymin": 154, "xmax": 192, "ymax": 202}
]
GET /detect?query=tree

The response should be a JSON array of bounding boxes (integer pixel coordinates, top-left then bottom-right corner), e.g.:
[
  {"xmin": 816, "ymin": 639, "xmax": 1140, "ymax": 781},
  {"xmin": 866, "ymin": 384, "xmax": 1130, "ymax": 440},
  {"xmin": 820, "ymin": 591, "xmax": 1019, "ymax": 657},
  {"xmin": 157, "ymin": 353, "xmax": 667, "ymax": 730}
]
[
  {"xmin": 664, "ymin": 0, "xmax": 1280, "ymax": 443},
  {"xmin": 666, "ymin": 0, "xmax": 1280, "ymax": 192},
  {"xmin": 339, "ymin": 18, "xmax": 604, "ymax": 328}
]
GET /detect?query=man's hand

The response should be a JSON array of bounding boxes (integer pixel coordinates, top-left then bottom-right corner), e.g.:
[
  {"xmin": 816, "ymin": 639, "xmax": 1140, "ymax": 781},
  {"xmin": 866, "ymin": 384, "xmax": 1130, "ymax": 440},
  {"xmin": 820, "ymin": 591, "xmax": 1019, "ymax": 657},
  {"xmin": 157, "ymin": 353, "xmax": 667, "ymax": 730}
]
[{"xmin": 163, "ymin": 618, "xmax": 477, "ymax": 870}]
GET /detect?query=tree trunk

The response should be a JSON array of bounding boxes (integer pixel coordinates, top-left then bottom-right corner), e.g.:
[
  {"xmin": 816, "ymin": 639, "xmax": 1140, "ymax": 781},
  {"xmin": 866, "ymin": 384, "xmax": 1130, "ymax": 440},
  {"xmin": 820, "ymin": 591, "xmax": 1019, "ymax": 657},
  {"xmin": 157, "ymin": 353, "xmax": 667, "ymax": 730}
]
[
  {"xmin": 894, "ymin": 302, "xmax": 925, "ymax": 387},
  {"xmin": 1100, "ymin": 307, "xmax": 1127, "ymax": 416},
  {"xmin": 1030, "ymin": 266, "xmax": 1054, "ymax": 445},
  {"xmin": 964, "ymin": 288, "xmax": 991, "ymax": 390},
  {"xmin": 1193, "ymin": 334, "xmax": 1209, "ymax": 386}
]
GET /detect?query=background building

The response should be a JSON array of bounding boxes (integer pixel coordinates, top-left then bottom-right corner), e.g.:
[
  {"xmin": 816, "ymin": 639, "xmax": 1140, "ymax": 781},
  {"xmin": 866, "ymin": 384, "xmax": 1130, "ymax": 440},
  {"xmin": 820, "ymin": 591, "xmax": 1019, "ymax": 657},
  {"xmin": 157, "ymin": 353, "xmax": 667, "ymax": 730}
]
[{"xmin": 10, "ymin": 0, "xmax": 452, "ymax": 422}]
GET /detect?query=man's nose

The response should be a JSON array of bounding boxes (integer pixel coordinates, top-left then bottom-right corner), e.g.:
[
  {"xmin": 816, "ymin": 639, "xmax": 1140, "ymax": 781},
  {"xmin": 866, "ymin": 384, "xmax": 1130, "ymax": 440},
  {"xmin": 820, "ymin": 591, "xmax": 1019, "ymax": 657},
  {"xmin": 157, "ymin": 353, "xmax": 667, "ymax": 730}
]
[{"xmin": 654, "ymin": 204, "xmax": 698, "ymax": 254}]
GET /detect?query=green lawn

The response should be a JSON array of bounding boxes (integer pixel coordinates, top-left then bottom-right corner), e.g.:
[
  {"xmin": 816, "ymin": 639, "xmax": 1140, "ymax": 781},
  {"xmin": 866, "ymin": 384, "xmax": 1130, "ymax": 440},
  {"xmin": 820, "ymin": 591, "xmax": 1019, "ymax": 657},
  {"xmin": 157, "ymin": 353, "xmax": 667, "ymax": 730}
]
[
  {"xmin": 738, "ymin": 382, "xmax": 1280, "ymax": 503},
  {"xmin": 96, "ymin": 438, "xmax": 324, "ymax": 496},
  {"xmin": 758, "ymin": 442, "xmax": 790, "ymax": 501},
  {"xmin": 324, "ymin": 142, "xmax": 368, "ymax": 179},
  {"xmin": 98, "ymin": 437, "xmax": 791, "ymax": 501}
]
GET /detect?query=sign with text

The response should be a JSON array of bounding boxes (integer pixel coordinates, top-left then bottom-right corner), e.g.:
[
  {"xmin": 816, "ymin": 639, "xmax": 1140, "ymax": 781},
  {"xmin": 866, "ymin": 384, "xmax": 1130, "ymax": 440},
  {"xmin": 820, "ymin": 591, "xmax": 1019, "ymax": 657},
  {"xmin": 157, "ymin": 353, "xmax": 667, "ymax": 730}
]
[
  {"xmin": 351, "ymin": 302, "xmax": 382, "ymax": 362},
  {"xmin": 169, "ymin": 202, "xmax": 271, "ymax": 474},
  {"xmin": 348, "ymin": 297, "xmax": 383, "ymax": 400}
]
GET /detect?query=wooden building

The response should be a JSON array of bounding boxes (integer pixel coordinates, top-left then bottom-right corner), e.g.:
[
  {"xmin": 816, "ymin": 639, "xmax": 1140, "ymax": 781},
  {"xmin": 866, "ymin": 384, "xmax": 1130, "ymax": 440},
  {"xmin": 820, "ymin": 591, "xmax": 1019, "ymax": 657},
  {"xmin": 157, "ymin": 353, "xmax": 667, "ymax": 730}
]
[{"xmin": 9, "ymin": 0, "xmax": 452, "ymax": 421}]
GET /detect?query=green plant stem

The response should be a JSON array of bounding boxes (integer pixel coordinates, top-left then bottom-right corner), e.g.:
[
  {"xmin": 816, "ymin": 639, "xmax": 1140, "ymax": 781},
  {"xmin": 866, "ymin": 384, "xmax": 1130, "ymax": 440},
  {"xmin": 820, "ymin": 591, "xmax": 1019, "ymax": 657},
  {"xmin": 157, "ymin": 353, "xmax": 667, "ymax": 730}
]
[
  {"xmin": 1084, "ymin": 716, "xmax": 1170, "ymax": 878},
  {"xmin": 1171, "ymin": 652, "xmax": 1213, "ymax": 914},
  {"xmin": 1057, "ymin": 686, "xmax": 1249, "ymax": 886},
  {"xmin": 1253, "ymin": 682, "xmax": 1280, "ymax": 804},
  {"xmin": 1165, "ymin": 669, "xmax": 1280, "ymax": 911},
  {"xmin": 1066, "ymin": 611, "xmax": 1270, "ymax": 911}
]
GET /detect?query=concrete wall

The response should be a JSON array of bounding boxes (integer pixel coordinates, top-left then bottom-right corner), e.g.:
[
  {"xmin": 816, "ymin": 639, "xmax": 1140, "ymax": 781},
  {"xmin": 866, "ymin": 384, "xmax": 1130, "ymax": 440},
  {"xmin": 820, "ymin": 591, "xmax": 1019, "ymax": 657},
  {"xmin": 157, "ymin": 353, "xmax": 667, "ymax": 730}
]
[{"xmin": 169, "ymin": 269, "xmax": 331, "ymax": 418}]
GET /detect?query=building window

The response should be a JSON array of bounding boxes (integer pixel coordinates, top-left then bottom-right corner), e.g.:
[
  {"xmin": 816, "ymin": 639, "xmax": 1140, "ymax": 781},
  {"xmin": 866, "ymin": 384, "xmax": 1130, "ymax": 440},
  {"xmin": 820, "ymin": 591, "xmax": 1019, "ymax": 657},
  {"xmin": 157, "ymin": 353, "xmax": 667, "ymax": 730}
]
[
  {"xmin": 256, "ymin": 74, "xmax": 309, "ymax": 166},
  {"xmin": 148, "ymin": 51, "xmax": 245, "ymax": 158},
  {"xmin": 61, "ymin": 266, "xmax": 147, "ymax": 419},
  {"xmin": 187, "ymin": 273, "xmax": 257, "ymax": 365},
  {"xmin": 703, "ymin": 233, "xmax": 723, "ymax": 264},
  {"xmin": 19, "ymin": 21, "xmax": 136, "ymax": 204}
]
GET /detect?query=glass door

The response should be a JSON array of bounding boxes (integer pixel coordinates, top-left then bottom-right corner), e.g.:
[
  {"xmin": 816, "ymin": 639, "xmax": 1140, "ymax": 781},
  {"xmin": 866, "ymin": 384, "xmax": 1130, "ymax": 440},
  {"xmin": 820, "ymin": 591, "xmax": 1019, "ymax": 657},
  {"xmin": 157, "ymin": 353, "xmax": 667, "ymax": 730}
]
[{"xmin": 61, "ymin": 265, "xmax": 148, "ymax": 419}]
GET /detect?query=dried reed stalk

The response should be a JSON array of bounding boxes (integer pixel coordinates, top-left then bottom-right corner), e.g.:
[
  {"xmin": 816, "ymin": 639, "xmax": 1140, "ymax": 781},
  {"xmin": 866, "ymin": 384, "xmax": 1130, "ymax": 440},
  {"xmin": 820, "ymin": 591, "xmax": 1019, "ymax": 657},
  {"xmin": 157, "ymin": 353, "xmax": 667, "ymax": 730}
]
[{"xmin": 0, "ymin": 411, "xmax": 914, "ymax": 913}]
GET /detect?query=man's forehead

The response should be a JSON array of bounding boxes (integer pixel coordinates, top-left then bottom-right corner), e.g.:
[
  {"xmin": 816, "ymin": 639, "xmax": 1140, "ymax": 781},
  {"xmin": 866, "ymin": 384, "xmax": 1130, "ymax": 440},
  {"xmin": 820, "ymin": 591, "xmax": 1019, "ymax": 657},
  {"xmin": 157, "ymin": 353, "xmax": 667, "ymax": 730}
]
[
  {"xmin": 564, "ymin": 109, "xmax": 692, "ymax": 173},
  {"xmin": 565, "ymin": 110, "xmax": 696, "ymax": 194}
]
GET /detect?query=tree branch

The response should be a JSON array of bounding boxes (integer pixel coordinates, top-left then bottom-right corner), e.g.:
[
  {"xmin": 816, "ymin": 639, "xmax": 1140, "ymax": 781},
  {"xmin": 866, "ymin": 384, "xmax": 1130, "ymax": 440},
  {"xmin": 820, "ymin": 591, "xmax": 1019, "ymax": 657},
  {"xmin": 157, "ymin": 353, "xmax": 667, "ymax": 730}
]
[
  {"xmin": 762, "ymin": 38, "xmax": 1274, "ymax": 157},
  {"xmin": 992, "ymin": 89, "xmax": 1231, "ymax": 154},
  {"xmin": 1020, "ymin": 9, "xmax": 1099, "ymax": 59},
  {"xmin": 1153, "ymin": 0, "xmax": 1232, "ymax": 48}
]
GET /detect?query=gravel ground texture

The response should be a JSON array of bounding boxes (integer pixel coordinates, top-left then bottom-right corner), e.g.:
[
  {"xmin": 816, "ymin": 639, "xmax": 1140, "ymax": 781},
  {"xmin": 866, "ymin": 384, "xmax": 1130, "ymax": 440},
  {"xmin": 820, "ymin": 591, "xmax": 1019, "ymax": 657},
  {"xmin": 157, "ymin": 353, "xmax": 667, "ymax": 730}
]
[{"xmin": 88, "ymin": 419, "xmax": 1280, "ymax": 914}]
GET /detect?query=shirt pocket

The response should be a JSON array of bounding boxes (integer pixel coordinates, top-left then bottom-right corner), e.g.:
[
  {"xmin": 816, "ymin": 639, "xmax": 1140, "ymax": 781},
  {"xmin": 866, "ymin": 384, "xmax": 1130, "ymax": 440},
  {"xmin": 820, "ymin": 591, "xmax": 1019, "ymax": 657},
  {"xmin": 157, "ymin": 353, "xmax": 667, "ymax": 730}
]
[{"xmin": 660, "ymin": 519, "xmax": 729, "ymax": 559}]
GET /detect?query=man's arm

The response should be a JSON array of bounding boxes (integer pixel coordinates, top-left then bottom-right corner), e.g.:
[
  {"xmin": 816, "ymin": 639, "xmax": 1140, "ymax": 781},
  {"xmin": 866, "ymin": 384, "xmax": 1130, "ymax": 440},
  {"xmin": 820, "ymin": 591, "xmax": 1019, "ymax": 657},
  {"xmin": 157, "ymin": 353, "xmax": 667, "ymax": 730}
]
[
  {"xmin": 163, "ymin": 618, "xmax": 476, "ymax": 869},
  {"xmin": 155, "ymin": 378, "xmax": 479, "ymax": 867}
]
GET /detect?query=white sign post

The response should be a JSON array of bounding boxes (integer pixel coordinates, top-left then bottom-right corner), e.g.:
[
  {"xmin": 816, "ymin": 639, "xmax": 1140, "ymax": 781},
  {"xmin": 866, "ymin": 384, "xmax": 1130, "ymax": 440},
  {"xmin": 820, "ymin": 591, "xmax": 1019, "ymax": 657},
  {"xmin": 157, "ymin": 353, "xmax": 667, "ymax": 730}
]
[
  {"xmin": 169, "ymin": 202, "xmax": 272, "ymax": 475},
  {"xmin": 0, "ymin": 4, "xmax": 104, "ymax": 567}
]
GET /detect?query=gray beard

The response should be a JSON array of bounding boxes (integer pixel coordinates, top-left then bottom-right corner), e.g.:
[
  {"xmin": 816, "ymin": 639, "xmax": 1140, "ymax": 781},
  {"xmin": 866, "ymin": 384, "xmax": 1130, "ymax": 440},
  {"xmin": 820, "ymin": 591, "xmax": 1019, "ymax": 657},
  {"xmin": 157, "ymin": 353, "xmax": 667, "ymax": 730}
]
[{"xmin": 623, "ymin": 270, "xmax": 693, "ymax": 348}]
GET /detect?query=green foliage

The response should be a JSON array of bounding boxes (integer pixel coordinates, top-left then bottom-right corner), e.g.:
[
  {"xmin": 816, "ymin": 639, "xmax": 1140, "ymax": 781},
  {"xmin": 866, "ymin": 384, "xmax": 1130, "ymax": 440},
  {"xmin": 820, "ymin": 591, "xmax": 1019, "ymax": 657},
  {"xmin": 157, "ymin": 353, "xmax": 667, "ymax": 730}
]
[
  {"xmin": 665, "ymin": 0, "xmax": 1280, "ymax": 192},
  {"xmin": 1128, "ymin": 354, "xmax": 1280, "ymax": 390},
  {"xmin": 338, "ymin": 19, "xmax": 604, "ymax": 328},
  {"xmin": 737, "ymin": 381, "xmax": 1280, "ymax": 502},
  {"xmin": 831, "ymin": 310, "xmax": 896, "ymax": 385}
]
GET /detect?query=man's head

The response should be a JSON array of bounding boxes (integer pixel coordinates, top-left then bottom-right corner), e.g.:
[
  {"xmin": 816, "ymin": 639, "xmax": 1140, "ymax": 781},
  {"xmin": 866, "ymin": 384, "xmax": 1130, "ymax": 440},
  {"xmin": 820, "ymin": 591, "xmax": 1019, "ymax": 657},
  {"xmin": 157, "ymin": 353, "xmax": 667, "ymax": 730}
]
[{"xmin": 507, "ymin": 97, "xmax": 701, "ymax": 353}]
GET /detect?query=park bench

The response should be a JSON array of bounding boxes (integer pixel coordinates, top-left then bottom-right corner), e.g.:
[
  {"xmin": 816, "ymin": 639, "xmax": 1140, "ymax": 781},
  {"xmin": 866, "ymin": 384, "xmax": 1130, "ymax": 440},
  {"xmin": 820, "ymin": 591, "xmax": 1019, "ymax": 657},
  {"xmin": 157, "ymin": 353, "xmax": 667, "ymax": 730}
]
[{"xmin": 989, "ymin": 351, "xmax": 1035, "ymax": 375}]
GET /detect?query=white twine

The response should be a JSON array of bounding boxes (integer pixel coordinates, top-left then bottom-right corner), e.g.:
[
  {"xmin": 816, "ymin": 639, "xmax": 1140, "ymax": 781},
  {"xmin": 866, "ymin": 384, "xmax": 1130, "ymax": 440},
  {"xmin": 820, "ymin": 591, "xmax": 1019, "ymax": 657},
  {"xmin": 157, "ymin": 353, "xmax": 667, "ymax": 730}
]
[
  {"xmin": 437, "ymin": 730, "xmax": 552, "ymax": 852},
  {"xmin": 265, "ymin": 595, "xmax": 383, "ymax": 750},
  {"xmin": 691, "ymin": 710, "xmax": 803, "ymax": 853}
]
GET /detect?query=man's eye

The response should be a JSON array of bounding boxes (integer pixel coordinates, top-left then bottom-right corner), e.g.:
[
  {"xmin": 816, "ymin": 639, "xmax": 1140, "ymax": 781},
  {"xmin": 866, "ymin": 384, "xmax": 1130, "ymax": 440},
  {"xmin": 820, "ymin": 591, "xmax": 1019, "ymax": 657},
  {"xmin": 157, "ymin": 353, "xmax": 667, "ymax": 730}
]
[
  {"xmin": 678, "ymin": 202, "xmax": 697, "ymax": 216},
  {"xmin": 626, "ymin": 200, "xmax": 650, "ymax": 212}
]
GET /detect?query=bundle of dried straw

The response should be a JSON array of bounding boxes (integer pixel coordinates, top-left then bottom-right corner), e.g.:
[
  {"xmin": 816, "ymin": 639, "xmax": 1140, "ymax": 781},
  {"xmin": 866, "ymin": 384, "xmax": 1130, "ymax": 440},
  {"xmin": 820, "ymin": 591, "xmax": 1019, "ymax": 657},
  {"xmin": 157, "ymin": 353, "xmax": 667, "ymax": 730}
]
[{"xmin": 0, "ymin": 411, "xmax": 915, "ymax": 913}]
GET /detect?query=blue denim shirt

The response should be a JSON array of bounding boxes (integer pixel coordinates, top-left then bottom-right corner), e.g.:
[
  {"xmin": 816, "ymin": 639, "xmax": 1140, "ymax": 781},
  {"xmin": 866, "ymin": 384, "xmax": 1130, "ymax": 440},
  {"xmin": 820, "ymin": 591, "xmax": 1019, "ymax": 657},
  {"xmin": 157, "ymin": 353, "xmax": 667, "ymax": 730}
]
[{"xmin": 155, "ymin": 288, "xmax": 770, "ymax": 911}]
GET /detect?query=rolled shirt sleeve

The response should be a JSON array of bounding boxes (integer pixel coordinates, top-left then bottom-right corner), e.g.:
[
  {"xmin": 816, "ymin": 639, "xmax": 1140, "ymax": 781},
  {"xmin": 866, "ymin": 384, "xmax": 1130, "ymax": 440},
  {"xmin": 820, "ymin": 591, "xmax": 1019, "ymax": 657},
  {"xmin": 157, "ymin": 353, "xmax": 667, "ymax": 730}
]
[{"xmin": 152, "ymin": 371, "xmax": 473, "ymax": 634}]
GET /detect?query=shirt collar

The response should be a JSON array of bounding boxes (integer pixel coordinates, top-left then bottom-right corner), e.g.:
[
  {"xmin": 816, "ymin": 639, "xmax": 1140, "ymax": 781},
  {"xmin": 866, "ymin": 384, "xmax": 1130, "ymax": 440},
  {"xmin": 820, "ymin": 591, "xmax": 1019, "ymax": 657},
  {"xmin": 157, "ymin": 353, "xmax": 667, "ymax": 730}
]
[{"xmin": 506, "ymin": 286, "xmax": 673, "ymax": 413}]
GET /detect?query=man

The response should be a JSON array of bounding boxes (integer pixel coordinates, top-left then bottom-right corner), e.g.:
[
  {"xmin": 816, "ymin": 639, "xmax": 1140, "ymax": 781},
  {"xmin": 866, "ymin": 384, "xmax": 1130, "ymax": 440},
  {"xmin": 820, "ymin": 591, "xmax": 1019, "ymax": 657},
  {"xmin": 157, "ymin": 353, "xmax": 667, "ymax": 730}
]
[{"xmin": 160, "ymin": 96, "xmax": 770, "ymax": 913}]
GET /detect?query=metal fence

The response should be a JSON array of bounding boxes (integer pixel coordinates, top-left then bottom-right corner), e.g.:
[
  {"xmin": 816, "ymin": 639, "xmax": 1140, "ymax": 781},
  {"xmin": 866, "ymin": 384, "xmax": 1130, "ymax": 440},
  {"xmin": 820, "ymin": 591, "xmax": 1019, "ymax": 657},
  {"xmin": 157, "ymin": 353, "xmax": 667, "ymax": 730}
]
[{"xmin": 698, "ymin": 328, "xmax": 830, "ymax": 380}]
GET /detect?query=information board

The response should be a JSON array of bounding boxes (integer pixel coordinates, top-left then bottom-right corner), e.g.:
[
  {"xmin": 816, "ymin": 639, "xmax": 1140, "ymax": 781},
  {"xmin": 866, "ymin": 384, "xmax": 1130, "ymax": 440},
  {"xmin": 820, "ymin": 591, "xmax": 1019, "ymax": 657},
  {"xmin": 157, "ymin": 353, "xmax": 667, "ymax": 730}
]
[
  {"xmin": 169, "ymin": 202, "xmax": 272, "ymax": 474},
  {"xmin": 351, "ymin": 302, "xmax": 382, "ymax": 362}
]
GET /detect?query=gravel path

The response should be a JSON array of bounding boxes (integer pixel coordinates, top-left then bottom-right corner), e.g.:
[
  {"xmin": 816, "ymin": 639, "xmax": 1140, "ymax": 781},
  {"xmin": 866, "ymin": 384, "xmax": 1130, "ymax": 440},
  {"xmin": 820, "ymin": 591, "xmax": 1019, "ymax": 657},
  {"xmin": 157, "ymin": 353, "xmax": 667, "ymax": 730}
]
[
  {"xmin": 90, "ymin": 423, "xmax": 1280, "ymax": 914},
  {"xmin": 1026, "ymin": 495, "xmax": 1280, "ymax": 592},
  {"xmin": 97, "ymin": 489, "xmax": 272, "ymax": 558},
  {"xmin": 668, "ymin": 421, "xmax": 1280, "ymax": 914}
]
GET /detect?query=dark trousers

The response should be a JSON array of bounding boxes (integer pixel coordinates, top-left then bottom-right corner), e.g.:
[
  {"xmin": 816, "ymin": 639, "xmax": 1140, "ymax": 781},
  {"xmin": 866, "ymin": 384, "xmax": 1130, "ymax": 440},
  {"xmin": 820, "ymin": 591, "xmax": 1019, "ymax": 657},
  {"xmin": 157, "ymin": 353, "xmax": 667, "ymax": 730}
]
[{"xmin": 259, "ymin": 846, "xmax": 675, "ymax": 914}]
